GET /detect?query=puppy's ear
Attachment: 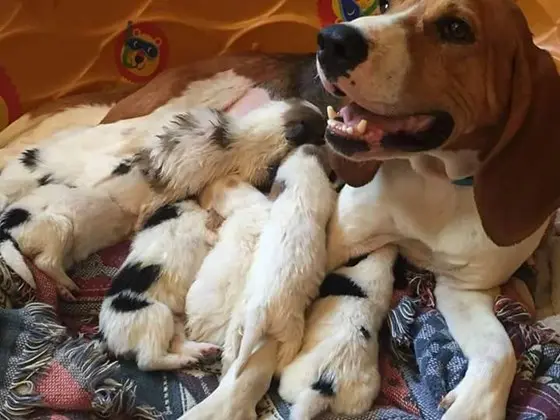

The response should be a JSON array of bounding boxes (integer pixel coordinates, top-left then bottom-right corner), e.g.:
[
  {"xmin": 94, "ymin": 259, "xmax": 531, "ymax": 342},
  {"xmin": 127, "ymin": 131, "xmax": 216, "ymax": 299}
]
[{"xmin": 474, "ymin": 18, "xmax": 560, "ymax": 247}]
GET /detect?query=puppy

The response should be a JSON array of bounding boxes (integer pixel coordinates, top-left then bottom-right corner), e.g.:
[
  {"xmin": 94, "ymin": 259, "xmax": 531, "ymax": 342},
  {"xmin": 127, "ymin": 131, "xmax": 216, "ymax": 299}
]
[
  {"xmin": 279, "ymin": 247, "xmax": 397, "ymax": 420},
  {"xmin": 0, "ymin": 98, "xmax": 324, "ymax": 212},
  {"xmin": 186, "ymin": 176, "xmax": 271, "ymax": 365},
  {"xmin": 98, "ymin": 198, "xmax": 219, "ymax": 371},
  {"xmin": 232, "ymin": 144, "xmax": 336, "ymax": 377},
  {"xmin": 0, "ymin": 183, "xmax": 136, "ymax": 297}
]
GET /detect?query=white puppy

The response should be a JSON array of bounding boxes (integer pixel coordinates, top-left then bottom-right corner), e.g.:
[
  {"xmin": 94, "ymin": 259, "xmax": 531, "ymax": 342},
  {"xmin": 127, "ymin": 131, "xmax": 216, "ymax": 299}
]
[
  {"xmin": 232, "ymin": 144, "xmax": 336, "ymax": 377},
  {"xmin": 279, "ymin": 246, "xmax": 397, "ymax": 420},
  {"xmin": 186, "ymin": 176, "xmax": 271, "ymax": 366},
  {"xmin": 0, "ymin": 183, "xmax": 136, "ymax": 297},
  {"xmin": 98, "ymin": 198, "xmax": 220, "ymax": 371}
]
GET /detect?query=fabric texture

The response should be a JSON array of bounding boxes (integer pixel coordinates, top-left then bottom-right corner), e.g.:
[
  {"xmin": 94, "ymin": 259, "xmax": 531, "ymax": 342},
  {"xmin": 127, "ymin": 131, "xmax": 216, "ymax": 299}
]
[{"xmin": 0, "ymin": 243, "xmax": 558, "ymax": 420}]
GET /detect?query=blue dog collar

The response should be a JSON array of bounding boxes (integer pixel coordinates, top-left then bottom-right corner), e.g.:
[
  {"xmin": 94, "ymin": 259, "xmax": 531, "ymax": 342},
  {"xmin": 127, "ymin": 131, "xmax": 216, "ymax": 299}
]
[{"xmin": 451, "ymin": 176, "xmax": 474, "ymax": 186}]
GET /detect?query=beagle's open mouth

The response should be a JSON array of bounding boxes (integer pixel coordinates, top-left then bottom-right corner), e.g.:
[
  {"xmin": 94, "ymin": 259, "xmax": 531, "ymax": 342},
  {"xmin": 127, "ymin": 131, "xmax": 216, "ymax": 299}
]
[{"xmin": 324, "ymin": 102, "xmax": 455, "ymax": 158}]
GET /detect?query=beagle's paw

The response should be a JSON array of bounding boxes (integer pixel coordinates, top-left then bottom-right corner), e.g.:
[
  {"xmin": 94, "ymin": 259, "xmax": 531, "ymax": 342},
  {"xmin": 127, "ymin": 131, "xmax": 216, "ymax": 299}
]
[{"xmin": 439, "ymin": 376, "xmax": 508, "ymax": 420}]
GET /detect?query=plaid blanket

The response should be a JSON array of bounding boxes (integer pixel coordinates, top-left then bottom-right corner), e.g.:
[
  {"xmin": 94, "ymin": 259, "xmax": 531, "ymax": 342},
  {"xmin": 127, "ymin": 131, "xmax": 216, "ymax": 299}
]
[{"xmin": 0, "ymin": 242, "xmax": 559, "ymax": 420}]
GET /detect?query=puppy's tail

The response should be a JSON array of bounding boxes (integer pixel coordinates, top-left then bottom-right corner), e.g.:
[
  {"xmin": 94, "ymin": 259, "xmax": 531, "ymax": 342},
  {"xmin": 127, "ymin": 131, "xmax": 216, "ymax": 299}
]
[
  {"xmin": 290, "ymin": 388, "xmax": 331, "ymax": 420},
  {"xmin": 0, "ymin": 231, "xmax": 35, "ymax": 289},
  {"xmin": 234, "ymin": 309, "xmax": 268, "ymax": 378}
]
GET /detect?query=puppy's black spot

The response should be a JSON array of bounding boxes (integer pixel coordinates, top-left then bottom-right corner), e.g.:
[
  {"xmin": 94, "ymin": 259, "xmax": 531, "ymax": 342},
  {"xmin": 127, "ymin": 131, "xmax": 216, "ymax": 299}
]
[
  {"xmin": 360, "ymin": 326, "xmax": 371, "ymax": 340},
  {"xmin": 172, "ymin": 112, "xmax": 199, "ymax": 132},
  {"xmin": 38, "ymin": 174, "xmax": 54, "ymax": 186},
  {"xmin": 112, "ymin": 159, "xmax": 132, "ymax": 176},
  {"xmin": 257, "ymin": 161, "xmax": 281, "ymax": 194},
  {"xmin": 107, "ymin": 263, "xmax": 161, "ymax": 296},
  {"xmin": 282, "ymin": 100, "xmax": 326, "ymax": 146},
  {"xmin": 319, "ymin": 272, "xmax": 367, "ymax": 299},
  {"xmin": 311, "ymin": 373, "xmax": 335, "ymax": 397},
  {"xmin": 345, "ymin": 254, "xmax": 368, "ymax": 267},
  {"xmin": 209, "ymin": 109, "xmax": 231, "ymax": 148},
  {"xmin": 111, "ymin": 294, "xmax": 152, "ymax": 312},
  {"xmin": 20, "ymin": 148, "xmax": 40, "ymax": 169},
  {"xmin": 142, "ymin": 204, "xmax": 180, "ymax": 230},
  {"xmin": 0, "ymin": 208, "xmax": 30, "ymax": 230}
]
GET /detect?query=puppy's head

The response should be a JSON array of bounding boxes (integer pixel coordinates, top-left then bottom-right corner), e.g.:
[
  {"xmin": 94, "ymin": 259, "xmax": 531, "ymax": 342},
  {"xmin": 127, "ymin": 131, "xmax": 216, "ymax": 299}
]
[
  {"xmin": 200, "ymin": 175, "xmax": 268, "ymax": 218},
  {"xmin": 317, "ymin": 0, "xmax": 560, "ymax": 246},
  {"xmin": 272, "ymin": 145, "xmax": 333, "ymax": 195},
  {"xmin": 240, "ymin": 99, "xmax": 326, "ymax": 147}
]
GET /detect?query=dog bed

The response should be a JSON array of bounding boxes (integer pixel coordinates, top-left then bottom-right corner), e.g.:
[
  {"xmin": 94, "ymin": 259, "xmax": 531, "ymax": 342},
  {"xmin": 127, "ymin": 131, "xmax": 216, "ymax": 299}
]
[
  {"xmin": 0, "ymin": 1, "xmax": 559, "ymax": 420},
  {"xmin": 0, "ymin": 240, "xmax": 559, "ymax": 419}
]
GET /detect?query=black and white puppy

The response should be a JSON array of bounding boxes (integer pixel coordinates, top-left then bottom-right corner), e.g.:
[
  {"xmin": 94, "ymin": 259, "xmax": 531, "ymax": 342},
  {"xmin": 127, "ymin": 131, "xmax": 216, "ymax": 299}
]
[
  {"xmin": 232, "ymin": 144, "xmax": 337, "ymax": 377},
  {"xmin": 0, "ymin": 183, "xmax": 137, "ymax": 297},
  {"xmin": 98, "ymin": 198, "xmax": 220, "ymax": 371},
  {"xmin": 279, "ymin": 247, "xmax": 397, "ymax": 420}
]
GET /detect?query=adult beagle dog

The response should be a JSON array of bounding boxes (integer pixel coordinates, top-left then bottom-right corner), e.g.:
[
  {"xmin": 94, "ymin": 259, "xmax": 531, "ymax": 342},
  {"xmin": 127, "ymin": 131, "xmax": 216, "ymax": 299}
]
[{"xmin": 1, "ymin": 0, "xmax": 558, "ymax": 419}]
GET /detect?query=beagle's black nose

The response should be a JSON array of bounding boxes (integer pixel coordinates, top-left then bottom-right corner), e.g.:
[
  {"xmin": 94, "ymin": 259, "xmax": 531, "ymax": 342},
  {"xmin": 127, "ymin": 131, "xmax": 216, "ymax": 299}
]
[{"xmin": 317, "ymin": 24, "xmax": 368, "ymax": 79}]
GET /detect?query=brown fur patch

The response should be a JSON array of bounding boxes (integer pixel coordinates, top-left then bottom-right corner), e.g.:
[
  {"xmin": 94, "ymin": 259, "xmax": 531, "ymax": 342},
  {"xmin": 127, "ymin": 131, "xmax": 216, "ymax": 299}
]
[
  {"xmin": 206, "ymin": 209, "xmax": 225, "ymax": 232},
  {"xmin": 101, "ymin": 53, "xmax": 341, "ymax": 125}
]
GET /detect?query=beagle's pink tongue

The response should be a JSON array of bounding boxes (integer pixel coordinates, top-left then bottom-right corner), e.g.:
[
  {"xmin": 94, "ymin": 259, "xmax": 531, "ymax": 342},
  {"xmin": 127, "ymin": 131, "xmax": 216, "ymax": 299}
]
[{"xmin": 327, "ymin": 103, "xmax": 435, "ymax": 145}]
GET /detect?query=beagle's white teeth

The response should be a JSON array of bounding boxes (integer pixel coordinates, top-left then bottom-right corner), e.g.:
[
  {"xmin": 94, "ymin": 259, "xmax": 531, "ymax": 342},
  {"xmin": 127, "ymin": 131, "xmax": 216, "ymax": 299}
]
[
  {"xmin": 346, "ymin": 127, "xmax": 354, "ymax": 135},
  {"xmin": 327, "ymin": 106, "xmax": 337, "ymax": 120},
  {"xmin": 356, "ymin": 119, "xmax": 368, "ymax": 134},
  {"xmin": 327, "ymin": 119, "xmax": 336, "ymax": 127}
]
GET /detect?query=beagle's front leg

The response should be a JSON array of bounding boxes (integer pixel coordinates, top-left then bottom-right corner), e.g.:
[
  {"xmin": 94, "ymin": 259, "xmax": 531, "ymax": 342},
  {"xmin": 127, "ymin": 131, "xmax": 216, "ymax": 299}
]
[{"xmin": 435, "ymin": 282, "xmax": 515, "ymax": 420}]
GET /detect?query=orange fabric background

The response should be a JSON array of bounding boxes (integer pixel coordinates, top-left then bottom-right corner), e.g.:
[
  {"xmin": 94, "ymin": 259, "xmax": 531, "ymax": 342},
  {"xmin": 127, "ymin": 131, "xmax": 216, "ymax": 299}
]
[{"xmin": 0, "ymin": 0, "xmax": 557, "ymax": 131}]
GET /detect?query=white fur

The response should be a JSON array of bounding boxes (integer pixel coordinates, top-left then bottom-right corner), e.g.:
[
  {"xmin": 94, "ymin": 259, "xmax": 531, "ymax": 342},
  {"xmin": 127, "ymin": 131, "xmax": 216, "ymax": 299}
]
[
  {"xmin": 98, "ymin": 199, "xmax": 219, "ymax": 371},
  {"xmin": 327, "ymin": 158, "xmax": 547, "ymax": 420},
  {"xmin": 279, "ymin": 246, "xmax": 397, "ymax": 419},
  {"xmin": 233, "ymin": 145, "xmax": 336, "ymax": 377},
  {"xmin": 186, "ymin": 177, "xmax": 271, "ymax": 367}
]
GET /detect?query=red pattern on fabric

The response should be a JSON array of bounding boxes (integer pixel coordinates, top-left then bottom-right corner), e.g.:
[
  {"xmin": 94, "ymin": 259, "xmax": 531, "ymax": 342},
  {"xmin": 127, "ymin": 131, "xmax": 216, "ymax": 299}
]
[{"xmin": 35, "ymin": 362, "xmax": 91, "ymax": 410}]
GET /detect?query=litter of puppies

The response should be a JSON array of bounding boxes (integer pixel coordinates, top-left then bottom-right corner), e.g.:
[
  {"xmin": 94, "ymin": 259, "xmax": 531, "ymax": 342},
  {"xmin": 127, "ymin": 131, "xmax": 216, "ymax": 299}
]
[{"xmin": 0, "ymin": 99, "xmax": 397, "ymax": 420}]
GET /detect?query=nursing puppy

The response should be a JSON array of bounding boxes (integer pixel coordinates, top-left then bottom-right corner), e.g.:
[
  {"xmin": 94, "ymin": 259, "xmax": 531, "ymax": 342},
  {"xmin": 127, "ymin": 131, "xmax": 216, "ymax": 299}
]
[
  {"xmin": 279, "ymin": 247, "xmax": 397, "ymax": 420},
  {"xmin": 98, "ymin": 198, "xmax": 219, "ymax": 371},
  {"xmin": 233, "ymin": 144, "xmax": 336, "ymax": 377},
  {"xmin": 186, "ymin": 176, "xmax": 271, "ymax": 360},
  {"xmin": 0, "ymin": 183, "xmax": 136, "ymax": 298},
  {"xmin": 0, "ymin": 99, "xmax": 325, "ymax": 211}
]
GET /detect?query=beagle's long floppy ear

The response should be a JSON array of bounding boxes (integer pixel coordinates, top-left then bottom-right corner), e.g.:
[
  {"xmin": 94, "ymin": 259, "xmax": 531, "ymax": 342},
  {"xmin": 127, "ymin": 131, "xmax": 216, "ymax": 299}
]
[{"xmin": 474, "ymin": 20, "xmax": 560, "ymax": 247}]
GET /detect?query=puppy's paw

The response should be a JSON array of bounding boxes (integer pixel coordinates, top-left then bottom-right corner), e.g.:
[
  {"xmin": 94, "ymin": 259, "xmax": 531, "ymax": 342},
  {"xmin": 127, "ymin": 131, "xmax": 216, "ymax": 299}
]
[
  {"xmin": 57, "ymin": 284, "xmax": 78, "ymax": 301},
  {"xmin": 180, "ymin": 341, "xmax": 222, "ymax": 364}
]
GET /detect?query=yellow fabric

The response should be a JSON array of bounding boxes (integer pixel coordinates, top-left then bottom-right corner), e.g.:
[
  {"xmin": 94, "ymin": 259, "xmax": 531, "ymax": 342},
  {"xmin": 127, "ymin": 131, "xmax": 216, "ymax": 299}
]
[{"xmin": 0, "ymin": 0, "xmax": 557, "ymax": 130}]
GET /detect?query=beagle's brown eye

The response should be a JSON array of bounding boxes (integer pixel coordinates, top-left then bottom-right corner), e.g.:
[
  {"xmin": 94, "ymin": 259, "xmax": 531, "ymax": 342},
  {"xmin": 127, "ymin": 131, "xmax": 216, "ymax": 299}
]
[
  {"xmin": 379, "ymin": 0, "xmax": 390, "ymax": 14},
  {"xmin": 436, "ymin": 17, "xmax": 475, "ymax": 44}
]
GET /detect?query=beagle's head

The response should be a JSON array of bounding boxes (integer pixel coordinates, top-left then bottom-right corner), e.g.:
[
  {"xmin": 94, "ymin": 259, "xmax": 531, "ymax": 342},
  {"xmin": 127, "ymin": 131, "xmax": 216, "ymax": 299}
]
[{"xmin": 318, "ymin": 0, "xmax": 560, "ymax": 246}]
